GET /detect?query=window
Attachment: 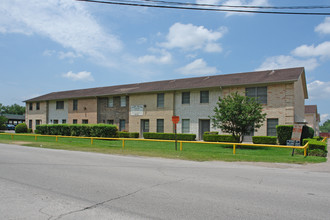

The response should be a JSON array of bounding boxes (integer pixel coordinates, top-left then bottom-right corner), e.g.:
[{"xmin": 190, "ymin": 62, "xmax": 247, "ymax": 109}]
[
  {"xmin": 73, "ymin": 99, "xmax": 78, "ymax": 111},
  {"xmin": 73, "ymin": 119, "xmax": 77, "ymax": 124},
  {"xmin": 36, "ymin": 120, "xmax": 41, "ymax": 126},
  {"xmin": 107, "ymin": 120, "xmax": 114, "ymax": 124},
  {"xmin": 121, "ymin": 96, "xmax": 126, "ymax": 107},
  {"xmin": 182, "ymin": 92, "xmax": 190, "ymax": 104},
  {"xmin": 82, "ymin": 119, "xmax": 88, "ymax": 124},
  {"xmin": 36, "ymin": 102, "xmax": 40, "ymax": 110},
  {"xmin": 182, "ymin": 119, "xmax": 190, "ymax": 133},
  {"xmin": 157, "ymin": 119, "xmax": 164, "ymax": 133},
  {"xmin": 29, "ymin": 103, "xmax": 33, "ymax": 111},
  {"xmin": 267, "ymin": 119, "xmax": 278, "ymax": 136},
  {"xmin": 29, "ymin": 120, "xmax": 32, "ymax": 129},
  {"xmin": 200, "ymin": 91, "xmax": 209, "ymax": 103},
  {"xmin": 246, "ymin": 87, "xmax": 267, "ymax": 104},
  {"xmin": 62, "ymin": 119, "xmax": 66, "ymax": 124},
  {"xmin": 108, "ymin": 97, "xmax": 114, "ymax": 107},
  {"xmin": 157, "ymin": 93, "xmax": 164, "ymax": 108},
  {"xmin": 56, "ymin": 101, "xmax": 64, "ymax": 109},
  {"xmin": 119, "ymin": 119, "xmax": 126, "ymax": 131},
  {"xmin": 53, "ymin": 120, "xmax": 59, "ymax": 124}
]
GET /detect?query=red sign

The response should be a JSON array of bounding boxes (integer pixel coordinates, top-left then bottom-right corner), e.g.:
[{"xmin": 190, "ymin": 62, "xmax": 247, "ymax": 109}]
[{"xmin": 172, "ymin": 116, "xmax": 180, "ymax": 124}]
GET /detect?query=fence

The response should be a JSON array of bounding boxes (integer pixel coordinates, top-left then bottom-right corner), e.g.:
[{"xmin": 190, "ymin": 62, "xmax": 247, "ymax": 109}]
[{"xmin": 0, "ymin": 133, "xmax": 310, "ymax": 157}]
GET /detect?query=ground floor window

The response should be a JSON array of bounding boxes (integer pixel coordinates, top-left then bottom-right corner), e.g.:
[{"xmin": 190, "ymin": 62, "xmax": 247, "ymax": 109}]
[
  {"xmin": 73, "ymin": 119, "xmax": 77, "ymax": 124},
  {"xmin": 29, "ymin": 120, "xmax": 32, "ymax": 129},
  {"xmin": 35, "ymin": 120, "xmax": 41, "ymax": 127},
  {"xmin": 107, "ymin": 120, "xmax": 114, "ymax": 124},
  {"xmin": 157, "ymin": 119, "xmax": 164, "ymax": 133},
  {"xmin": 267, "ymin": 118, "xmax": 278, "ymax": 136},
  {"xmin": 82, "ymin": 119, "xmax": 88, "ymax": 124},
  {"xmin": 182, "ymin": 119, "xmax": 190, "ymax": 133},
  {"xmin": 119, "ymin": 119, "xmax": 125, "ymax": 131},
  {"xmin": 62, "ymin": 119, "xmax": 66, "ymax": 124},
  {"xmin": 53, "ymin": 120, "xmax": 59, "ymax": 124}
]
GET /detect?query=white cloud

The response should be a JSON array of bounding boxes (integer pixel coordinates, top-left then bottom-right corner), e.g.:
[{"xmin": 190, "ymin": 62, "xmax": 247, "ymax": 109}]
[
  {"xmin": 320, "ymin": 114, "xmax": 329, "ymax": 123},
  {"xmin": 291, "ymin": 41, "xmax": 330, "ymax": 58},
  {"xmin": 256, "ymin": 55, "xmax": 319, "ymax": 71},
  {"xmin": 196, "ymin": 0, "xmax": 270, "ymax": 16},
  {"xmin": 315, "ymin": 17, "xmax": 330, "ymax": 34},
  {"xmin": 137, "ymin": 49, "xmax": 172, "ymax": 64},
  {"xmin": 0, "ymin": 0, "xmax": 122, "ymax": 60},
  {"xmin": 176, "ymin": 58, "xmax": 219, "ymax": 75},
  {"xmin": 62, "ymin": 71, "xmax": 94, "ymax": 82},
  {"xmin": 160, "ymin": 23, "xmax": 226, "ymax": 53},
  {"xmin": 307, "ymin": 80, "xmax": 330, "ymax": 101},
  {"xmin": 58, "ymin": 51, "xmax": 82, "ymax": 60}
]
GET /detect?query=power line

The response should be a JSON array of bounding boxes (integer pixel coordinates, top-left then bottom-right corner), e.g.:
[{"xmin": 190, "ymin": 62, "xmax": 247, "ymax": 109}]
[
  {"xmin": 141, "ymin": 0, "xmax": 330, "ymax": 10},
  {"xmin": 75, "ymin": 0, "xmax": 330, "ymax": 15}
]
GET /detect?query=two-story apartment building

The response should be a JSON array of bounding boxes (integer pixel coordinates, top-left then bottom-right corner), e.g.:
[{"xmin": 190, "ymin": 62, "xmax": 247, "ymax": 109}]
[
  {"xmin": 305, "ymin": 105, "xmax": 320, "ymax": 136},
  {"xmin": 25, "ymin": 67, "xmax": 308, "ymax": 139}
]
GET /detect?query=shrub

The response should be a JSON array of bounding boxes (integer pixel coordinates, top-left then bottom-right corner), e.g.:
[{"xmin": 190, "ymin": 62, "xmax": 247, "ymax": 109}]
[
  {"xmin": 27, "ymin": 128, "xmax": 33, "ymax": 133},
  {"xmin": 276, "ymin": 125, "xmax": 293, "ymax": 145},
  {"xmin": 143, "ymin": 132, "xmax": 196, "ymax": 141},
  {"xmin": 117, "ymin": 132, "xmax": 139, "ymax": 138},
  {"xmin": 203, "ymin": 134, "xmax": 238, "ymax": 143},
  {"xmin": 252, "ymin": 136, "xmax": 277, "ymax": 145},
  {"xmin": 15, "ymin": 123, "xmax": 28, "ymax": 133},
  {"xmin": 90, "ymin": 124, "xmax": 117, "ymax": 137},
  {"xmin": 204, "ymin": 131, "xmax": 219, "ymax": 135},
  {"xmin": 35, "ymin": 124, "xmax": 117, "ymax": 137},
  {"xmin": 302, "ymin": 138, "xmax": 327, "ymax": 151},
  {"xmin": 301, "ymin": 125, "xmax": 314, "ymax": 143}
]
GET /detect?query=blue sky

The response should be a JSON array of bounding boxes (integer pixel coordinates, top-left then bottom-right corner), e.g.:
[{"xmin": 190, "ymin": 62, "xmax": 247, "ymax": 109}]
[{"xmin": 1, "ymin": 0, "xmax": 330, "ymax": 124}]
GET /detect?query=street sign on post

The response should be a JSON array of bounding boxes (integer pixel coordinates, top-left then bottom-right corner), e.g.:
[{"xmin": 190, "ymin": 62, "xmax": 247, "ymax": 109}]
[{"xmin": 172, "ymin": 116, "xmax": 180, "ymax": 151}]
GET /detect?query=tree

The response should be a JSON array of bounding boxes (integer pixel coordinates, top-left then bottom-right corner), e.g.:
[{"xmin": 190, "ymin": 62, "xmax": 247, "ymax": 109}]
[
  {"xmin": 0, "ymin": 116, "xmax": 7, "ymax": 130},
  {"xmin": 209, "ymin": 92, "xmax": 266, "ymax": 143},
  {"xmin": 0, "ymin": 103, "xmax": 25, "ymax": 115},
  {"xmin": 320, "ymin": 119, "xmax": 330, "ymax": 133}
]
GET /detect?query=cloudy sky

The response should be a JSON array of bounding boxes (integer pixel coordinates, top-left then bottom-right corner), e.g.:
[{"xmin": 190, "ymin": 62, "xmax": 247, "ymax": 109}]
[{"xmin": 1, "ymin": 0, "xmax": 330, "ymax": 123}]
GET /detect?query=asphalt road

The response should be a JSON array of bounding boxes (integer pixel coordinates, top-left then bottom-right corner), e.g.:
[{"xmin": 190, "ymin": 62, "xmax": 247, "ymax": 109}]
[{"xmin": 0, "ymin": 143, "xmax": 329, "ymax": 220}]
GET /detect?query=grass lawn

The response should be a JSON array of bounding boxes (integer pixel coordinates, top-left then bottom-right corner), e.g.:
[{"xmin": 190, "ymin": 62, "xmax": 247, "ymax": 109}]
[{"xmin": 0, "ymin": 133, "xmax": 326, "ymax": 164}]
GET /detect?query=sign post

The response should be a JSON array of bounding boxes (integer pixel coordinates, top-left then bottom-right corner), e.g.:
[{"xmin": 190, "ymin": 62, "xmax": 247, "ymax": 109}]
[
  {"xmin": 288, "ymin": 124, "xmax": 303, "ymax": 156},
  {"xmin": 172, "ymin": 116, "xmax": 180, "ymax": 151}
]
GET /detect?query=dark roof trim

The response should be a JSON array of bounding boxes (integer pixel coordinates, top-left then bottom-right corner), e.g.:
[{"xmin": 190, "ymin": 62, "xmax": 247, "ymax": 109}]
[{"xmin": 25, "ymin": 67, "xmax": 305, "ymax": 102}]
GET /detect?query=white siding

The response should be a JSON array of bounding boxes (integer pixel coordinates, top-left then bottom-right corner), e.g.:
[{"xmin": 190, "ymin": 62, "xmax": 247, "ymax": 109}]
[
  {"xmin": 175, "ymin": 88, "xmax": 222, "ymax": 140},
  {"xmin": 48, "ymin": 100, "xmax": 68, "ymax": 124}
]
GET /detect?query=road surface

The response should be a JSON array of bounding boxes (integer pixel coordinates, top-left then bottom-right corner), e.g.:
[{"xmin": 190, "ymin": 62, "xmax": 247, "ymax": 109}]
[{"xmin": 0, "ymin": 143, "xmax": 329, "ymax": 219}]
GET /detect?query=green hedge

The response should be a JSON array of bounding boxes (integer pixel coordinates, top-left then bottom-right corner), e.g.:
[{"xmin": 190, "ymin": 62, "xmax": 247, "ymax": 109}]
[
  {"xmin": 302, "ymin": 138, "xmax": 327, "ymax": 151},
  {"xmin": 277, "ymin": 125, "xmax": 314, "ymax": 145},
  {"xmin": 117, "ymin": 131, "xmax": 139, "ymax": 138},
  {"xmin": 204, "ymin": 131, "xmax": 219, "ymax": 135},
  {"xmin": 15, "ymin": 123, "xmax": 28, "ymax": 133},
  {"xmin": 36, "ymin": 124, "xmax": 117, "ymax": 137},
  {"xmin": 276, "ymin": 125, "xmax": 293, "ymax": 145},
  {"xmin": 143, "ymin": 132, "xmax": 196, "ymax": 141},
  {"xmin": 252, "ymin": 136, "xmax": 277, "ymax": 145},
  {"xmin": 203, "ymin": 134, "xmax": 238, "ymax": 143}
]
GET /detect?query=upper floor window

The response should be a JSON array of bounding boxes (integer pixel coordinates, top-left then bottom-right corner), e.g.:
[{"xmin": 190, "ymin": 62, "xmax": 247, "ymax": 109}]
[
  {"xmin": 121, "ymin": 96, "xmax": 126, "ymax": 107},
  {"xmin": 182, "ymin": 92, "xmax": 190, "ymax": 104},
  {"xmin": 29, "ymin": 103, "xmax": 33, "ymax": 111},
  {"xmin": 36, "ymin": 102, "xmax": 40, "ymax": 110},
  {"xmin": 157, "ymin": 93, "xmax": 164, "ymax": 108},
  {"xmin": 73, "ymin": 99, "xmax": 78, "ymax": 111},
  {"xmin": 246, "ymin": 87, "xmax": 267, "ymax": 104},
  {"xmin": 108, "ymin": 97, "xmax": 114, "ymax": 108},
  {"xmin": 200, "ymin": 91, "xmax": 209, "ymax": 103},
  {"xmin": 56, "ymin": 101, "xmax": 64, "ymax": 110}
]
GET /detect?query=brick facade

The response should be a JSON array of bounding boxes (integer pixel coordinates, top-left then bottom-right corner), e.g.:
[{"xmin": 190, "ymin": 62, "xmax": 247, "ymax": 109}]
[{"xmin": 68, "ymin": 98, "xmax": 97, "ymax": 124}]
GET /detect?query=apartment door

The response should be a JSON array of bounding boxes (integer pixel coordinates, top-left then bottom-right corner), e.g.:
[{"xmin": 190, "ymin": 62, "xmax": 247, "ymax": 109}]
[
  {"xmin": 141, "ymin": 119, "xmax": 150, "ymax": 137},
  {"xmin": 199, "ymin": 119, "xmax": 210, "ymax": 140}
]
